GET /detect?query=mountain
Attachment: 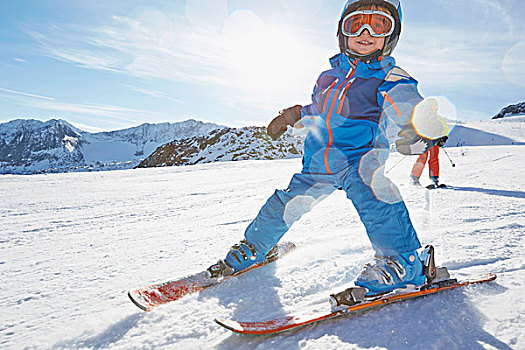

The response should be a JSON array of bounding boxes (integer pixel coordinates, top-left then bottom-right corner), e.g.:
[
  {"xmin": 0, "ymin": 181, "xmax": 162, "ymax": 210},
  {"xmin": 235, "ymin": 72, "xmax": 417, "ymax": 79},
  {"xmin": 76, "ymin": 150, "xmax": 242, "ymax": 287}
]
[
  {"xmin": 0, "ymin": 119, "xmax": 223, "ymax": 174},
  {"xmin": 136, "ymin": 126, "xmax": 303, "ymax": 168},
  {"xmin": 492, "ymin": 101, "xmax": 525, "ymax": 119},
  {"xmin": 82, "ymin": 120, "xmax": 223, "ymax": 162},
  {"xmin": 137, "ymin": 117, "xmax": 524, "ymax": 170},
  {"xmin": 2, "ymin": 115, "xmax": 523, "ymax": 175},
  {"xmin": 0, "ymin": 119, "xmax": 85, "ymax": 173}
]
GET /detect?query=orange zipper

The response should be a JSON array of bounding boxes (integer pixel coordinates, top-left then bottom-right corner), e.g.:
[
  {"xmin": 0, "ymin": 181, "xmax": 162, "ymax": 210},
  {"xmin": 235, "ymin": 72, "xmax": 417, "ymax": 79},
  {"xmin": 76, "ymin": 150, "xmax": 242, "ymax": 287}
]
[{"xmin": 323, "ymin": 70, "xmax": 355, "ymax": 174}]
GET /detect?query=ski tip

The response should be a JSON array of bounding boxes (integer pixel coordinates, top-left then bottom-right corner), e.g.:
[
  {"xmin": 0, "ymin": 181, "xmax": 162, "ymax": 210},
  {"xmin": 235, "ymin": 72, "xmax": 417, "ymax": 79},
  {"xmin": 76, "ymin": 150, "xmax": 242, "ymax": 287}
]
[
  {"xmin": 480, "ymin": 272, "xmax": 497, "ymax": 282},
  {"xmin": 215, "ymin": 318, "xmax": 242, "ymax": 333},
  {"xmin": 128, "ymin": 290, "xmax": 152, "ymax": 312}
]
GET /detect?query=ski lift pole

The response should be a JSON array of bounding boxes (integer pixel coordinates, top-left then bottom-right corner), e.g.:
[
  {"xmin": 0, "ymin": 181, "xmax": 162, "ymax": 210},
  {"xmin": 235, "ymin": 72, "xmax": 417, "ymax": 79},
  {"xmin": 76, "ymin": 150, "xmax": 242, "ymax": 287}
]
[
  {"xmin": 386, "ymin": 155, "xmax": 407, "ymax": 174},
  {"xmin": 441, "ymin": 148, "xmax": 456, "ymax": 167}
]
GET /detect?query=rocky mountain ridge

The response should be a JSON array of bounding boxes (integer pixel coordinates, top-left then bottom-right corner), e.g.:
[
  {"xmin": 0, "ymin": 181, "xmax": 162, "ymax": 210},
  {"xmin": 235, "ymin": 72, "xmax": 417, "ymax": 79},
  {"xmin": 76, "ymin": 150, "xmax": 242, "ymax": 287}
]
[
  {"xmin": 136, "ymin": 126, "xmax": 303, "ymax": 168},
  {"xmin": 0, "ymin": 119, "xmax": 223, "ymax": 174},
  {"xmin": 493, "ymin": 101, "xmax": 525, "ymax": 119}
]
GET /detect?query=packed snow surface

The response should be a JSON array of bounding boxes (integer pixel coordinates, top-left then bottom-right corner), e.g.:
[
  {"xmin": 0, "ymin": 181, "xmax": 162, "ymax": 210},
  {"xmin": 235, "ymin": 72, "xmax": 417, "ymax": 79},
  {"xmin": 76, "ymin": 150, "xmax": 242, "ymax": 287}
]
[{"xmin": 1, "ymin": 145, "xmax": 523, "ymax": 349}]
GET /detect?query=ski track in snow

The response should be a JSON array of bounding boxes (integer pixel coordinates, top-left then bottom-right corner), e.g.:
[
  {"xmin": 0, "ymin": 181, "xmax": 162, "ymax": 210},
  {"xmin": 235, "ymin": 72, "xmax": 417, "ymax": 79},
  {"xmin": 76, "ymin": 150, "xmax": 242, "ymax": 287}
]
[{"xmin": 1, "ymin": 145, "xmax": 524, "ymax": 349}]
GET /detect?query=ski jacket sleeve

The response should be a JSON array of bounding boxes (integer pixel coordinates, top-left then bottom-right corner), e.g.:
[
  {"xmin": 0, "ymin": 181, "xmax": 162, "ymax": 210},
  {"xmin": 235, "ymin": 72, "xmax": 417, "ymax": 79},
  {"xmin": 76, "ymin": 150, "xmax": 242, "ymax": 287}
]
[
  {"xmin": 378, "ymin": 67, "xmax": 423, "ymax": 129},
  {"xmin": 378, "ymin": 67, "xmax": 449, "ymax": 155},
  {"xmin": 301, "ymin": 70, "xmax": 339, "ymax": 117}
]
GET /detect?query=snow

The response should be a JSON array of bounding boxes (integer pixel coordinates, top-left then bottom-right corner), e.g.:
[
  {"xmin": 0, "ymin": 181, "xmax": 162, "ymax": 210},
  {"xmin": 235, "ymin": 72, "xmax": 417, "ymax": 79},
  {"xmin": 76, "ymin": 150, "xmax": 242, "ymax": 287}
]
[{"xmin": 1, "ymin": 145, "xmax": 524, "ymax": 349}]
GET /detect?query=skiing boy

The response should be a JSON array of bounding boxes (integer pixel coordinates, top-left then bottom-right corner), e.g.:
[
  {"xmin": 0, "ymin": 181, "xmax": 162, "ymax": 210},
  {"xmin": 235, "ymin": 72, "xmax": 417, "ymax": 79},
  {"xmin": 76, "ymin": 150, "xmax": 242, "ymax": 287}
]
[
  {"xmin": 208, "ymin": 0, "xmax": 449, "ymax": 295},
  {"xmin": 410, "ymin": 136, "xmax": 448, "ymax": 187}
]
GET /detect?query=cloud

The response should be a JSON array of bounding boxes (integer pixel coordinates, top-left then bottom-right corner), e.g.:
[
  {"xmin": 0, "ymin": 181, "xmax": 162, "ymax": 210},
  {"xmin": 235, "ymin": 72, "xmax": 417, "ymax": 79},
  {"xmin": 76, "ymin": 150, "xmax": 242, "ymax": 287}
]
[
  {"xmin": 20, "ymin": 1, "xmax": 524, "ymax": 123},
  {"xmin": 24, "ymin": 7, "xmax": 331, "ymax": 118},
  {"xmin": 122, "ymin": 85, "xmax": 183, "ymax": 104},
  {"xmin": 67, "ymin": 121, "xmax": 109, "ymax": 133},
  {"xmin": 0, "ymin": 87, "xmax": 56, "ymax": 101},
  {"xmin": 0, "ymin": 87, "xmax": 169, "ymax": 128},
  {"xmin": 396, "ymin": 14, "xmax": 522, "ymax": 94}
]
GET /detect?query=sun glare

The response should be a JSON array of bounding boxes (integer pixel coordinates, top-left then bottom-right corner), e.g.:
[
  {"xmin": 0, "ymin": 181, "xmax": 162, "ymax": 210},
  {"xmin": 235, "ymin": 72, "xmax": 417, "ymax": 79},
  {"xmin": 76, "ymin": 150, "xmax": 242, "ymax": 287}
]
[
  {"xmin": 219, "ymin": 10, "xmax": 312, "ymax": 99},
  {"xmin": 183, "ymin": 4, "xmax": 328, "ymax": 114}
]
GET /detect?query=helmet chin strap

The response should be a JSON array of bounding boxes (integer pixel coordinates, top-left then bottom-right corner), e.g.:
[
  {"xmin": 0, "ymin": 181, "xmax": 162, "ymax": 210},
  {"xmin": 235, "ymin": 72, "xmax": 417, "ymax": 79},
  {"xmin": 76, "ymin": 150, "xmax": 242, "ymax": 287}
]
[{"xmin": 344, "ymin": 48, "xmax": 383, "ymax": 62}]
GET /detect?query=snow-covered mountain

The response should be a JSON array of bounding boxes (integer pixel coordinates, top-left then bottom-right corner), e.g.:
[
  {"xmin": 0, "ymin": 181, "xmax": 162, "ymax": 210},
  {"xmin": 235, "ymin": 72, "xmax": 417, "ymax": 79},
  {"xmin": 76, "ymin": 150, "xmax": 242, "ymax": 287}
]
[
  {"xmin": 138, "ymin": 118, "xmax": 523, "ymax": 169},
  {"xmin": 136, "ymin": 126, "xmax": 303, "ymax": 168},
  {"xmin": 1, "ymin": 116, "xmax": 523, "ymax": 174},
  {"xmin": 0, "ymin": 119, "xmax": 85, "ymax": 172},
  {"xmin": 493, "ymin": 101, "xmax": 525, "ymax": 119},
  {"xmin": 0, "ymin": 119, "xmax": 223, "ymax": 174}
]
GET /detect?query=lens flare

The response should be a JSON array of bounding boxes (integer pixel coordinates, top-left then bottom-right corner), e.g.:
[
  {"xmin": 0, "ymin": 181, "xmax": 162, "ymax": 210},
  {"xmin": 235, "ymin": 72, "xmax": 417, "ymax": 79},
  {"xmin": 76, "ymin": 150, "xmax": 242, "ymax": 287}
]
[
  {"xmin": 185, "ymin": 0, "xmax": 227, "ymax": 31},
  {"xmin": 283, "ymin": 194, "xmax": 328, "ymax": 226},
  {"xmin": 412, "ymin": 97, "xmax": 458, "ymax": 139},
  {"xmin": 358, "ymin": 149, "xmax": 402, "ymax": 204},
  {"xmin": 502, "ymin": 42, "xmax": 525, "ymax": 88}
]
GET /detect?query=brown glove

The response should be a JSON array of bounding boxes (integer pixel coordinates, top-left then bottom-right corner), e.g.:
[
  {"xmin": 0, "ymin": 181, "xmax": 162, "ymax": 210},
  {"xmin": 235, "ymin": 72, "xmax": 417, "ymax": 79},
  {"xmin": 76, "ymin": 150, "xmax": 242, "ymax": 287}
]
[{"xmin": 267, "ymin": 105, "xmax": 302, "ymax": 140}]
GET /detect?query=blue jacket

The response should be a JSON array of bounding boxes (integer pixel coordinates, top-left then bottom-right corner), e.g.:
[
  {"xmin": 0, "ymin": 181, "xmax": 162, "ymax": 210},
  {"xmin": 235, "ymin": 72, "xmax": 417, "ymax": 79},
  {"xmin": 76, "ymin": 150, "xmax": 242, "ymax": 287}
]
[{"xmin": 300, "ymin": 53, "xmax": 423, "ymax": 174}]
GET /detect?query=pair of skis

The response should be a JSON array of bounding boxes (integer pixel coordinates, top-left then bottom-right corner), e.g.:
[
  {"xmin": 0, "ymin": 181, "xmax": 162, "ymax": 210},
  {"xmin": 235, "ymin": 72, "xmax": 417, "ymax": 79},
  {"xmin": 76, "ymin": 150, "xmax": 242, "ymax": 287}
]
[{"xmin": 128, "ymin": 242, "xmax": 496, "ymax": 335}]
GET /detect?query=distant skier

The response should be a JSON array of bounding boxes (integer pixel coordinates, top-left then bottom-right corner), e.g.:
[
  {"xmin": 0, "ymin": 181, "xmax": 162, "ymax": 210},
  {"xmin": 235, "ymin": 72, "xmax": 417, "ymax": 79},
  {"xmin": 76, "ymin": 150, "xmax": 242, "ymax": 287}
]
[
  {"xmin": 410, "ymin": 136, "xmax": 448, "ymax": 188},
  {"xmin": 208, "ymin": 0, "xmax": 449, "ymax": 295}
]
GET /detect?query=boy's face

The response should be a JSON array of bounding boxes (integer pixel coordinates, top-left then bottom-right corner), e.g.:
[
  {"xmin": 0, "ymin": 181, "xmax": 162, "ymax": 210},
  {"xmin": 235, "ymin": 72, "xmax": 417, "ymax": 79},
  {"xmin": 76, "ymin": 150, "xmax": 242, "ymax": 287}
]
[
  {"xmin": 345, "ymin": 5, "xmax": 388, "ymax": 57},
  {"xmin": 346, "ymin": 31, "xmax": 385, "ymax": 56}
]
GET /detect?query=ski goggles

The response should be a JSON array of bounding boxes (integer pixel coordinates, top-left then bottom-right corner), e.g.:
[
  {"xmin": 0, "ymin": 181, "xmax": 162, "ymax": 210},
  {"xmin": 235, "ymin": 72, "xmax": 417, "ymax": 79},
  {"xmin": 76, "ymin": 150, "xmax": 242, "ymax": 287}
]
[{"xmin": 341, "ymin": 10, "xmax": 395, "ymax": 37}]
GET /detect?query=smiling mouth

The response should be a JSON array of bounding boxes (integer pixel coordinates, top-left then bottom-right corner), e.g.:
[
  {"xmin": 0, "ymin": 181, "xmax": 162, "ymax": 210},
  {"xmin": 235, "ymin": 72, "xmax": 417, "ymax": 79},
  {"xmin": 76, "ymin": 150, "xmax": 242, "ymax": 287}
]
[{"xmin": 357, "ymin": 40, "xmax": 374, "ymax": 45}]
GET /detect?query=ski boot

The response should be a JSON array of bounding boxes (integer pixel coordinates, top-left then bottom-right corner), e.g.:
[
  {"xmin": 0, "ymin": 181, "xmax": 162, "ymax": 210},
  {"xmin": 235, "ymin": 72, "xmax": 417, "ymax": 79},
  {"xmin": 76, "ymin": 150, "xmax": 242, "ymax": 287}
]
[
  {"xmin": 330, "ymin": 246, "xmax": 443, "ymax": 308},
  {"xmin": 410, "ymin": 175, "xmax": 422, "ymax": 187},
  {"xmin": 206, "ymin": 239, "xmax": 266, "ymax": 278},
  {"xmin": 427, "ymin": 176, "xmax": 446, "ymax": 189},
  {"xmin": 419, "ymin": 245, "xmax": 455, "ymax": 290},
  {"xmin": 354, "ymin": 250, "xmax": 426, "ymax": 294}
]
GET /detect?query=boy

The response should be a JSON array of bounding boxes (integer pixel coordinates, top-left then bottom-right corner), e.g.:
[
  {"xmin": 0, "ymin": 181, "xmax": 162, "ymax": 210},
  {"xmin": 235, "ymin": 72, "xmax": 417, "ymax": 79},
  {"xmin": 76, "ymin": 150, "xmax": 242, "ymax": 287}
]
[{"xmin": 208, "ymin": 0, "xmax": 448, "ymax": 295}]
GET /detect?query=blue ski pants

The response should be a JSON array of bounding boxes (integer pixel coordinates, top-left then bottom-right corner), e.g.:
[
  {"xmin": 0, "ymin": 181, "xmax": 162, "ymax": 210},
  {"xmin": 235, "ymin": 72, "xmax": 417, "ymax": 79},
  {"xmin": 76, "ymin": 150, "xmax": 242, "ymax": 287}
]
[{"xmin": 245, "ymin": 160, "xmax": 421, "ymax": 257}]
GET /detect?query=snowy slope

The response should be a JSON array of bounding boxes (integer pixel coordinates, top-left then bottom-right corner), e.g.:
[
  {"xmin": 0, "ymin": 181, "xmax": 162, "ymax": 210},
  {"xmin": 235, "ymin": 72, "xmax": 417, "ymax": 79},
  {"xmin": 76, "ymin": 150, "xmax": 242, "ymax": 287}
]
[
  {"xmin": 1, "ymin": 144, "xmax": 523, "ymax": 349},
  {"xmin": 447, "ymin": 116, "xmax": 525, "ymax": 147}
]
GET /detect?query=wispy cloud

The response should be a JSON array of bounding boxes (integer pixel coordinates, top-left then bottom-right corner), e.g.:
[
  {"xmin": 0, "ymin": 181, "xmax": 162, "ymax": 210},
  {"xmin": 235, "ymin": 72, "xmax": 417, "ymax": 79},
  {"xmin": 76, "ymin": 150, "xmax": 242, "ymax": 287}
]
[
  {"xmin": 18, "ymin": 0, "xmax": 524, "ymax": 123},
  {"xmin": 0, "ymin": 87, "xmax": 170, "ymax": 128},
  {"xmin": 23, "ymin": 7, "xmax": 330, "ymax": 116},
  {"xmin": 67, "ymin": 120, "xmax": 109, "ymax": 133},
  {"xmin": 395, "ymin": 0, "xmax": 524, "ymax": 105},
  {"xmin": 0, "ymin": 87, "xmax": 56, "ymax": 101},
  {"xmin": 123, "ymin": 85, "xmax": 182, "ymax": 104}
]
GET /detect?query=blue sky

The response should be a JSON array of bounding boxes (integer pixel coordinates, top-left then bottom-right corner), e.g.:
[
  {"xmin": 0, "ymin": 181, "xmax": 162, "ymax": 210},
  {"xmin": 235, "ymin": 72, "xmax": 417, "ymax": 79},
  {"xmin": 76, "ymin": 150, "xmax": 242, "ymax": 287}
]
[{"xmin": 1, "ymin": 0, "xmax": 524, "ymax": 132}]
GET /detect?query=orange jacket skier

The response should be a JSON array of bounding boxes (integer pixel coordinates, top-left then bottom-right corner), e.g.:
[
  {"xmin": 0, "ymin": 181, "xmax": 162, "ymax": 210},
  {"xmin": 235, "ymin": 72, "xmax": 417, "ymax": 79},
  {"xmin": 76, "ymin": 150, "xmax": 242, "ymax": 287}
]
[{"xmin": 411, "ymin": 136, "xmax": 448, "ymax": 187}]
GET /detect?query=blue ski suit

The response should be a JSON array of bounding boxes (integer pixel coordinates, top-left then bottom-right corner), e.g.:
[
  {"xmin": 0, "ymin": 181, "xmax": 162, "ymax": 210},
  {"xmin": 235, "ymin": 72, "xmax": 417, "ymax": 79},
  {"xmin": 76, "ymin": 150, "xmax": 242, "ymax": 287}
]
[{"xmin": 245, "ymin": 53, "xmax": 425, "ymax": 257}]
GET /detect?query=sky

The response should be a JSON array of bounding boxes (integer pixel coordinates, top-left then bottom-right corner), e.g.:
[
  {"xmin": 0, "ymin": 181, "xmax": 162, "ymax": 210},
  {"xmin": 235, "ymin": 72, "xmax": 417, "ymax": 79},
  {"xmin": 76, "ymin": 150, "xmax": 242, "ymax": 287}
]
[{"xmin": 0, "ymin": 0, "xmax": 524, "ymax": 132}]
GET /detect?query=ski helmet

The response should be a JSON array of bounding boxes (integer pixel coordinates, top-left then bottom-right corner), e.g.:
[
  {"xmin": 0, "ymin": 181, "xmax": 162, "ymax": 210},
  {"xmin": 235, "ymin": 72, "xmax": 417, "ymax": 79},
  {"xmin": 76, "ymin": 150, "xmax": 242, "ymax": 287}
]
[{"xmin": 337, "ymin": 0, "xmax": 402, "ymax": 61}]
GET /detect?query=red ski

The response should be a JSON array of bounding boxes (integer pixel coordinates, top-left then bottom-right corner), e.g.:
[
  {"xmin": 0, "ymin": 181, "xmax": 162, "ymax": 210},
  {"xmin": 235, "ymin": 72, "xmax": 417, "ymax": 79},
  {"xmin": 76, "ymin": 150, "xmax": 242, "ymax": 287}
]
[
  {"xmin": 215, "ymin": 273, "xmax": 496, "ymax": 335},
  {"xmin": 128, "ymin": 242, "xmax": 295, "ymax": 311}
]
